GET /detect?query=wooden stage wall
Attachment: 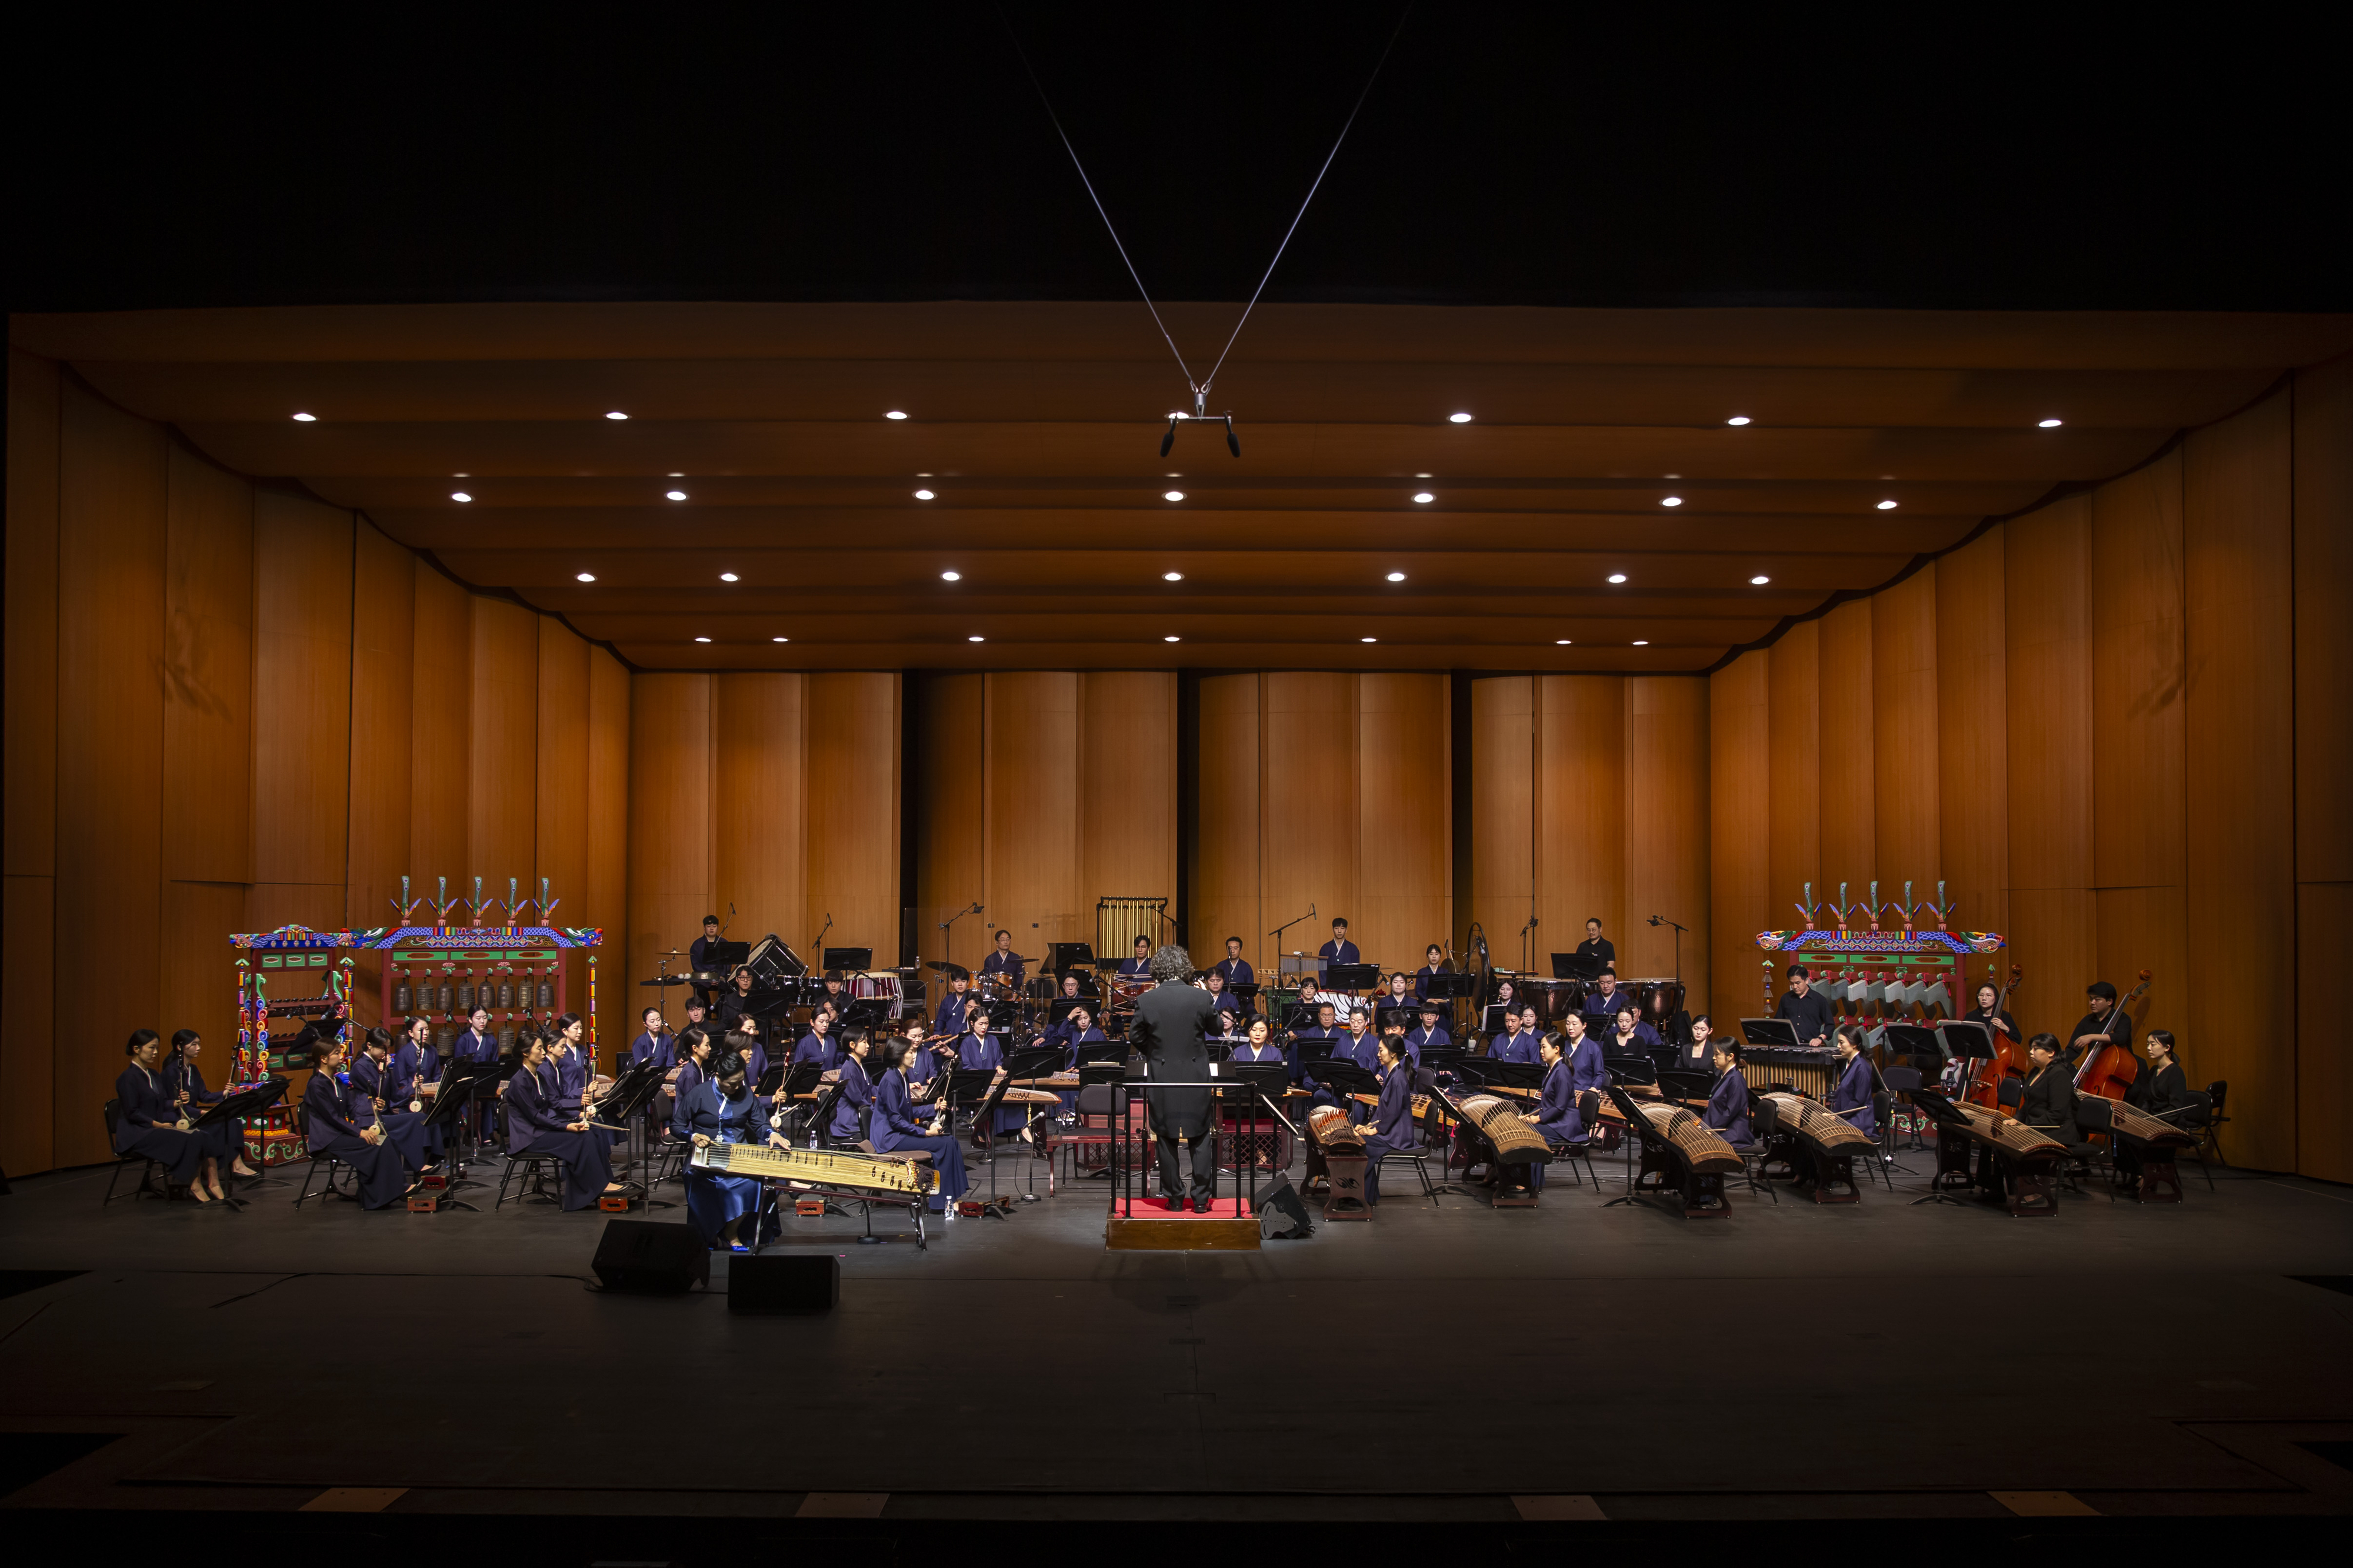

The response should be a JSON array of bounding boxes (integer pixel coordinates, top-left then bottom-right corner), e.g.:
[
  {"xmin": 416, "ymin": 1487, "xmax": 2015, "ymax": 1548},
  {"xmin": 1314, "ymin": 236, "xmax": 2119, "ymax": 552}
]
[
  {"xmin": 907, "ymin": 671, "xmax": 1176, "ymax": 976},
  {"xmin": 625, "ymin": 669, "xmax": 901, "ymax": 1015},
  {"xmin": 4, "ymin": 349, "xmax": 2347, "ymax": 1181},
  {"xmin": 1707, "ymin": 375, "xmax": 2351, "ymax": 1180},
  {"xmin": 4, "ymin": 351, "xmax": 629, "ymax": 1173}
]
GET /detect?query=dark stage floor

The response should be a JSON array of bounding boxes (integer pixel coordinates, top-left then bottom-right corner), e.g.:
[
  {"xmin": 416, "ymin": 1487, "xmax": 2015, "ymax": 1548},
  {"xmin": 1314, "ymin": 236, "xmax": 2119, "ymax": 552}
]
[{"xmin": 3, "ymin": 1135, "xmax": 2350, "ymax": 1551}]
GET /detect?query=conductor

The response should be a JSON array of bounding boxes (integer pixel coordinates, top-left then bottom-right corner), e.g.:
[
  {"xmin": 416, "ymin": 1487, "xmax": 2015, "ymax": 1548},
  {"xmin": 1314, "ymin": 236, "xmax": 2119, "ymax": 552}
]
[{"xmin": 1129, "ymin": 943, "xmax": 1221, "ymax": 1212}]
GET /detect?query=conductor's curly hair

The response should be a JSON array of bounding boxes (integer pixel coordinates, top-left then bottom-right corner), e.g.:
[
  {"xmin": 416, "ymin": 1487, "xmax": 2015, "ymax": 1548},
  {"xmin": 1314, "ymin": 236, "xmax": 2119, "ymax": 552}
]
[{"xmin": 1148, "ymin": 944, "xmax": 1194, "ymax": 984}]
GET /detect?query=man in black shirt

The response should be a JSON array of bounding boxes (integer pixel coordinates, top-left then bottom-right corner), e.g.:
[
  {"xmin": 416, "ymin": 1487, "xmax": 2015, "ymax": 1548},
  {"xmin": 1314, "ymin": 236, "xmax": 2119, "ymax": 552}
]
[
  {"xmin": 689, "ymin": 914, "xmax": 727, "ymax": 974},
  {"xmin": 1574, "ymin": 918, "xmax": 1615, "ymax": 973},
  {"xmin": 2068, "ymin": 981, "xmax": 2129, "ymax": 1067},
  {"xmin": 1775, "ymin": 964, "xmax": 1837, "ymax": 1047}
]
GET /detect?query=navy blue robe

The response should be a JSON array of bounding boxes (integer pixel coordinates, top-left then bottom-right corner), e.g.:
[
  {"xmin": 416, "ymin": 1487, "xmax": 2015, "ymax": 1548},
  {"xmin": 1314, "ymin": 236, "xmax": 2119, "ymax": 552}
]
[
  {"xmin": 504, "ymin": 1061, "xmax": 615, "ymax": 1210},
  {"xmin": 981, "ymin": 950, "xmax": 1025, "ymax": 989},
  {"xmin": 1414, "ymin": 965, "xmax": 1448, "ymax": 1000},
  {"xmin": 114, "ymin": 1063, "xmax": 231, "ymax": 1186},
  {"xmin": 1526, "ymin": 1057, "xmax": 1582, "ymax": 1188},
  {"xmin": 829, "ymin": 1055, "xmax": 872, "ymax": 1140},
  {"xmin": 453, "ymin": 1029, "xmax": 500, "ymax": 1064},
  {"xmin": 349, "ymin": 1053, "xmax": 430, "ymax": 1172},
  {"xmin": 627, "ymin": 1030, "xmax": 674, "ymax": 1070},
  {"xmin": 1359, "ymin": 1063, "xmax": 1418, "ymax": 1200},
  {"xmin": 932, "ymin": 988, "xmax": 975, "ymax": 1037},
  {"xmin": 792, "ymin": 1032, "xmax": 842, "ymax": 1071},
  {"xmin": 1829, "ymin": 1052, "xmax": 1877, "ymax": 1136},
  {"xmin": 677, "ymin": 1080, "xmax": 776, "ymax": 1246},
  {"xmin": 957, "ymin": 1030, "xmax": 1023, "ymax": 1134},
  {"xmin": 301, "ymin": 1070, "xmax": 410, "ymax": 1207},
  {"xmin": 1317, "ymin": 939, "xmax": 1361, "ymax": 969},
  {"xmin": 1405, "ymin": 1025, "xmax": 1451, "ymax": 1057},
  {"xmin": 1488, "ymin": 1029, "xmax": 1539, "ymax": 1065},
  {"xmin": 1703, "ymin": 1067, "xmax": 1752, "ymax": 1146},
  {"xmin": 669, "ymin": 1058, "xmax": 707, "ymax": 1135},
  {"xmin": 1212, "ymin": 957, "xmax": 1254, "ymax": 988},
  {"xmin": 871, "ymin": 1066, "xmax": 967, "ymax": 1209},
  {"xmin": 389, "ymin": 1039, "xmax": 446, "ymax": 1162}
]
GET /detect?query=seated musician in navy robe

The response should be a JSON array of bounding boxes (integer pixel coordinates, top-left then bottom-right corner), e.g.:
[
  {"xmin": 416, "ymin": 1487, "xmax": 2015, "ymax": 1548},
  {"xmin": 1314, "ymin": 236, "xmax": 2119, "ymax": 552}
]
[
  {"xmin": 1827, "ymin": 1025, "xmax": 1877, "ymax": 1136},
  {"xmin": 1702, "ymin": 1040, "xmax": 1752, "ymax": 1146},
  {"xmin": 1524, "ymin": 1031, "xmax": 1581, "ymax": 1189},
  {"xmin": 1358, "ymin": 1035, "xmax": 1419, "ymax": 1204}
]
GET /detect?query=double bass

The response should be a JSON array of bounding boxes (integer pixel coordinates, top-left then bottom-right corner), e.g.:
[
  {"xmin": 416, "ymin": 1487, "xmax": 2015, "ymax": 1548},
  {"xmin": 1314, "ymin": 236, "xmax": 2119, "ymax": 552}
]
[
  {"xmin": 2074, "ymin": 969, "xmax": 2153, "ymax": 1102},
  {"xmin": 1964, "ymin": 963, "xmax": 2028, "ymax": 1111}
]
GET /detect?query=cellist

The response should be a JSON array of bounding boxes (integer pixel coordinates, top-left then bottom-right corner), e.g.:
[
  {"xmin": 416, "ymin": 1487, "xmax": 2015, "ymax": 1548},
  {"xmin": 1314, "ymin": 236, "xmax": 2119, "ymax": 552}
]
[{"xmin": 2068, "ymin": 981, "xmax": 2130, "ymax": 1067}]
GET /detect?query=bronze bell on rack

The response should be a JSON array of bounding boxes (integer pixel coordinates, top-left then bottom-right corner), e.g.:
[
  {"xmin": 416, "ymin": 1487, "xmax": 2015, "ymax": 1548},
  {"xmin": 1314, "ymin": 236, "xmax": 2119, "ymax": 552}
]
[
  {"xmin": 497, "ymin": 969, "xmax": 515, "ymax": 1011},
  {"xmin": 393, "ymin": 968, "xmax": 412, "ymax": 1014},
  {"xmin": 456, "ymin": 971, "xmax": 475, "ymax": 1015},
  {"xmin": 536, "ymin": 970, "xmax": 554, "ymax": 1011},
  {"xmin": 436, "ymin": 969, "xmax": 455, "ymax": 1015}
]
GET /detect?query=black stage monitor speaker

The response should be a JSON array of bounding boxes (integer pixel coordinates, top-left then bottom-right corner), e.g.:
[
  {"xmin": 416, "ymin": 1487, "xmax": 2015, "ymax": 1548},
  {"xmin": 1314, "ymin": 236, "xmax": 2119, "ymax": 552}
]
[
  {"xmin": 729, "ymin": 1253, "xmax": 839, "ymax": 1314},
  {"xmin": 1254, "ymin": 1171, "xmax": 1315, "ymax": 1240},
  {"xmin": 591, "ymin": 1220, "xmax": 709, "ymax": 1294}
]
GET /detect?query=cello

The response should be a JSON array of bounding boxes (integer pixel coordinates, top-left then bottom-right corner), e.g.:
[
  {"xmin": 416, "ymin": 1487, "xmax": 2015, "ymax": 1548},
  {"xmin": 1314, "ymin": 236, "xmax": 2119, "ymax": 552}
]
[
  {"xmin": 2074, "ymin": 969, "xmax": 2152, "ymax": 1102},
  {"xmin": 1964, "ymin": 962, "xmax": 2028, "ymax": 1111}
]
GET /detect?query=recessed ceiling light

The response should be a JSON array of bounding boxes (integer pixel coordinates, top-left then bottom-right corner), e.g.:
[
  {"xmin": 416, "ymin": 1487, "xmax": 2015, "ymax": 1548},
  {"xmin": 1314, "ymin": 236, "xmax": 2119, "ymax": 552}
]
[
  {"xmin": 1164, "ymin": 635, "xmax": 1181, "ymax": 642},
  {"xmin": 1555, "ymin": 639, "xmax": 1573, "ymax": 645},
  {"xmin": 968, "ymin": 635, "xmax": 985, "ymax": 642},
  {"xmin": 454, "ymin": 473, "xmax": 469, "ymax": 478},
  {"xmin": 1386, "ymin": 571, "xmax": 1406, "ymax": 582},
  {"xmin": 1412, "ymin": 492, "xmax": 1435, "ymax": 504},
  {"xmin": 666, "ymin": 489, "xmax": 688, "ymax": 501},
  {"xmin": 291, "ymin": 412, "xmax": 316, "ymax": 422},
  {"xmin": 1750, "ymin": 574, "xmax": 1771, "ymax": 585},
  {"xmin": 1415, "ymin": 473, "xmax": 1432, "ymax": 479},
  {"xmin": 605, "ymin": 411, "xmax": 629, "ymax": 421},
  {"xmin": 451, "ymin": 491, "xmax": 472, "ymax": 503},
  {"xmin": 694, "ymin": 636, "xmax": 712, "ymax": 643},
  {"xmin": 2038, "ymin": 418, "xmax": 2062, "ymax": 428},
  {"xmin": 1608, "ymin": 573, "xmax": 1628, "ymax": 584},
  {"xmin": 1163, "ymin": 572, "xmax": 1183, "ymax": 582},
  {"xmin": 575, "ymin": 572, "xmax": 595, "ymax": 583},
  {"xmin": 1632, "ymin": 640, "xmax": 1649, "ymax": 646},
  {"xmin": 1448, "ymin": 412, "xmax": 1473, "ymax": 423},
  {"xmin": 1877, "ymin": 499, "xmax": 1899, "ymax": 510},
  {"xmin": 914, "ymin": 489, "xmax": 935, "ymax": 501},
  {"xmin": 719, "ymin": 572, "xmax": 739, "ymax": 583},
  {"xmin": 1164, "ymin": 491, "xmax": 1185, "ymax": 502},
  {"xmin": 1361, "ymin": 637, "xmax": 1377, "ymax": 643},
  {"xmin": 885, "ymin": 411, "xmax": 908, "ymax": 421},
  {"xmin": 668, "ymin": 472, "xmax": 683, "ymax": 478},
  {"xmin": 1727, "ymin": 416, "xmax": 1751, "ymax": 426},
  {"xmin": 773, "ymin": 636, "xmax": 789, "ymax": 643},
  {"xmin": 941, "ymin": 571, "xmax": 961, "ymax": 582},
  {"xmin": 1661, "ymin": 496, "xmax": 1683, "ymax": 508}
]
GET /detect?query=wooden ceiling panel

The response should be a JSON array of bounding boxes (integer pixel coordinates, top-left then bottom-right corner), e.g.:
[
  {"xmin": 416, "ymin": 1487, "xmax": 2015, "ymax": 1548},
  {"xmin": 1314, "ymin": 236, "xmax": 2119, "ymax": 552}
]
[
  {"xmin": 21, "ymin": 300, "xmax": 2348, "ymax": 672},
  {"xmin": 376, "ymin": 506, "xmax": 1982, "ymax": 555},
  {"xmin": 75, "ymin": 357, "xmax": 2279, "ymax": 429},
  {"xmin": 185, "ymin": 418, "xmax": 2168, "ymax": 483}
]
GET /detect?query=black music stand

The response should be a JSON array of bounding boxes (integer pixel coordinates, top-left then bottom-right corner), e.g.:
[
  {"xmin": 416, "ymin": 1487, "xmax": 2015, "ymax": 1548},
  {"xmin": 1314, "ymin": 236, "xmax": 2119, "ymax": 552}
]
[
  {"xmin": 416, "ymin": 1066, "xmax": 502, "ymax": 1210},
  {"xmin": 1046, "ymin": 941, "xmax": 1095, "ymax": 978},
  {"xmin": 198, "ymin": 1077, "xmax": 288, "ymax": 1195},
  {"xmin": 1901, "ymin": 1083, "xmax": 1982, "ymax": 1208},
  {"xmin": 427, "ymin": 1057, "xmax": 504, "ymax": 1179},
  {"xmin": 822, "ymin": 946, "xmax": 872, "ymax": 972},
  {"xmin": 1739, "ymin": 1017, "xmax": 1803, "ymax": 1049},
  {"xmin": 588, "ymin": 1056, "xmax": 675, "ymax": 1207},
  {"xmin": 1074, "ymin": 1040, "xmax": 1126, "ymax": 1069},
  {"xmin": 1551, "ymin": 952, "xmax": 1604, "ymax": 981},
  {"xmin": 1324, "ymin": 963, "xmax": 1381, "ymax": 992},
  {"xmin": 1600, "ymin": 1082, "xmax": 1654, "ymax": 1207}
]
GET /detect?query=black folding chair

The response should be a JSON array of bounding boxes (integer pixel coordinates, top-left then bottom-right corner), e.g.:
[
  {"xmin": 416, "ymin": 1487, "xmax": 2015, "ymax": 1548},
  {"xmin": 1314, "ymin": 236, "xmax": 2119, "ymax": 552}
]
[{"xmin": 100, "ymin": 1100, "xmax": 169, "ymax": 1204}]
